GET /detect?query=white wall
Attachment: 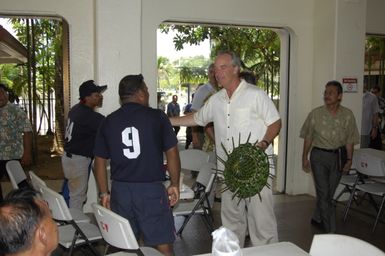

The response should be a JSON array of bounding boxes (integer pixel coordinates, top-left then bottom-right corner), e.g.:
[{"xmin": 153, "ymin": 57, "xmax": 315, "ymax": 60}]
[
  {"xmin": 1, "ymin": 0, "xmax": 383, "ymax": 196},
  {"xmin": 95, "ymin": 0, "xmax": 142, "ymax": 115},
  {"xmin": 366, "ymin": 0, "xmax": 385, "ymax": 34}
]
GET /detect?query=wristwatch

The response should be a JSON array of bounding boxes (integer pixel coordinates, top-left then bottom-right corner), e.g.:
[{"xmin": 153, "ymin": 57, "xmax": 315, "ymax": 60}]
[{"xmin": 98, "ymin": 191, "xmax": 110, "ymax": 199}]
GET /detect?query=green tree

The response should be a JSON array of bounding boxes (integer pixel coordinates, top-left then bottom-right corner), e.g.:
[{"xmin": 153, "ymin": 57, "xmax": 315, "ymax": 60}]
[
  {"xmin": 1, "ymin": 17, "xmax": 65, "ymax": 156},
  {"xmin": 366, "ymin": 36, "xmax": 385, "ymax": 93},
  {"xmin": 159, "ymin": 24, "xmax": 280, "ymax": 99}
]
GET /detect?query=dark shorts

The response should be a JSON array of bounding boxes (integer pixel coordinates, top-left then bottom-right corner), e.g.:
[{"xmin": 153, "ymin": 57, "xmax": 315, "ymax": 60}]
[{"xmin": 110, "ymin": 180, "xmax": 176, "ymax": 246}]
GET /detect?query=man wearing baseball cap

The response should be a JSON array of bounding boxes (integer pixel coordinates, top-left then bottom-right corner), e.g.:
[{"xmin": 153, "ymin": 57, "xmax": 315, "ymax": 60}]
[{"xmin": 61, "ymin": 80, "xmax": 107, "ymax": 210}]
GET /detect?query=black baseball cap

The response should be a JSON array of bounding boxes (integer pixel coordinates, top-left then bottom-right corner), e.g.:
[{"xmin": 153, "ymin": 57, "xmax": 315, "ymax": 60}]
[{"xmin": 79, "ymin": 80, "xmax": 107, "ymax": 100}]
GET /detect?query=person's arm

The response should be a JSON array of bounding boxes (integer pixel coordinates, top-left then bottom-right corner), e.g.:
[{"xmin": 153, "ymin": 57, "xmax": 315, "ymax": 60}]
[
  {"xmin": 256, "ymin": 119, "xmax": 282, "ymax": 150},
  {"xmin": 302, "ymin": 137, "xmax": 312, "ymax": 173},
  {"xmin": 21, "ymin": 131, "xmax": 32, "ymax": 166},
  {"xmin": 370, "ymin": 112, "xmax": 379, "ymax": 139},
  {"xmin": 94, "ymin": 156, "xmax": 110, "ymax": 208},
  {"xmin": 343, "ymin": 143, "xmax": 354, "ymax": 172},
  {"xmin": 170, "ymin": 114, "xmax": 197, "ymax": 127},
  {"xmin": 165, "ymin": 145, "xmax": 181, "ymax": 206},
  {"xmin": 205, "ymin": 123, "xmax": 215, "ymax": 141}
]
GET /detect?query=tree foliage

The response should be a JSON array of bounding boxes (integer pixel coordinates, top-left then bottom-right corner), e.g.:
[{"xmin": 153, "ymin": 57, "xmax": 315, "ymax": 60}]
[
  {"xmin": 365, "ymin": 35, "xmax": 385, "ymax": 93},
  {"xmin": 159, "ymin": 24, "xmax": 281, "ymax": 98},
  {"xmin": 157, "ymin": 55, "xmax": 211, "ymax": 92},
  {"xmin": 0, "ymin": 17, "xmax": 64, "ymax": 155}
]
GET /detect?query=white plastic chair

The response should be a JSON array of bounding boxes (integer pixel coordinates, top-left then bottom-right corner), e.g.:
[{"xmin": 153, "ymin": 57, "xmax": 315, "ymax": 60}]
[
  {"xmin": 173, "ymin": 162, "xmax": 216, "ymax": 235},
  {"xmin": 309, "ymin": 234, "xmax": 385, "ymax": 256},
  {"xmin": 29, "ymin": 170, "xmax": 47, "ymax": 191},
  {"xmin": 5, "ymin": 160, "xmax": 29, "ymax": 189},
  {"xmin": 334, "ymin": 152, "xmax": 369, "ymax": 202},
  {"xmin": 92, "ymin": 203, "xmax": 163, "ymax": 256},
  {"xmin": 83, "ymin": 170, "xmax": 98, "ymax": 213},
  {"xmin": 29, "ymin": 170, "xmax": 91, "ymax": 223},
  {"xmin": 83, "ymin": 161, "xmax": 112, "ymax": 213},
  {"xmin": 343, "ymin": 148, "xmax": 385, "ymax": 232},
  {"xmin": 40, "ymin": 186, "xmax": 102, "ymax": 256},
  {"xmin": 179, "ymin": 149, "xmax": 210, "ymax": 172}
]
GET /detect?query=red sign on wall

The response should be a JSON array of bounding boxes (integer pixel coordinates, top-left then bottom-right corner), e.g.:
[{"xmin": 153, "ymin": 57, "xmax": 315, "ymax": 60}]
[{"xmin": 342, "ymin": 77, "xmax": 358, "ymax": 93}]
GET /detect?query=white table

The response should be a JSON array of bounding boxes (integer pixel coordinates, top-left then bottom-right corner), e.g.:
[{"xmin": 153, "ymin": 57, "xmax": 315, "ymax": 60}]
[{"xmin": 195, "ymin": 242, "xmax": 309, "ymax": 256}]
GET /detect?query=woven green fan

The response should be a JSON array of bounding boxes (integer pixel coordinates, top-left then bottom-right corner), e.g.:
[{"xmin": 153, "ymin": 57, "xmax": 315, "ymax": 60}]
[{"xmin": 217, "ymin": 133, "xmax": 274, "ymax": 202}]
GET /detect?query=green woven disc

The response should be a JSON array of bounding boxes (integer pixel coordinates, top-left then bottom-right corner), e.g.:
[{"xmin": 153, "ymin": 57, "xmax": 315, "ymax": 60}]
[{"xmin": 223, "ymin": 142, "xmax": 270, "ymax": 199}]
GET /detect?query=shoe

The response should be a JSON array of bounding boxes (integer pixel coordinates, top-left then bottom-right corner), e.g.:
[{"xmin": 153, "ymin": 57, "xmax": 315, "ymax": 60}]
[
  {"xmin": 214, "ymin": 196, "xmax": 222, "ymax": 203},
  {"xmin": 310, "ymin": 218, "xmax": 322, "ymax": 228}
]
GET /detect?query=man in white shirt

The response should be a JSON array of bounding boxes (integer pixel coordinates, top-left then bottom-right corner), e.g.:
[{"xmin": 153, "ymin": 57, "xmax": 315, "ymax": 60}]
[
  {"xmin": 190, "ymin": 64, "xmax": 218, "ymax": 149},
  {"xmin": 361, "ymin": 85, "xmax": 380, "ymax": 148},
  {"xmin": 170, "ymin": 50, "xmax": 281, "ymax": 247}
]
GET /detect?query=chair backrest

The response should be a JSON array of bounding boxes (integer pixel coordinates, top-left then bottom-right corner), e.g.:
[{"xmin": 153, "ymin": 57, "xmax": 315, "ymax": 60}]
[
  {"xmin": 84, "ymin": 162, "xmax": 112, "ymax": 213},
  {"xmin": 83, "ymin": 170, "xmax": 98, "ymax": 213},
  {"xmin": 29, "ymin": 170, "xmax": 47, "ymax": 192},
  {"xmin": 92, "ymin": 203, "xmax": 139, "ymax": 250},
  {"xmin": 40, "ymin": 185, "xmax": 73, "ymax": 221},
  {"xmin": 196, "ymin": 162, "xmax": 216, "ymax": 193},
  {"xmin": 354, "ymin": 148, "xmax": 385, "ymax": 177},
  {"xmin": 5, "ymin": 160, "xmax": 28, "ymax": 189},
  {"xmin": 310, "ymin": 234, "xmax": 385, "ymax": 256},
  {"xmin": 179, "ymin": 149, "xmax": 209, "ymax": 172}
]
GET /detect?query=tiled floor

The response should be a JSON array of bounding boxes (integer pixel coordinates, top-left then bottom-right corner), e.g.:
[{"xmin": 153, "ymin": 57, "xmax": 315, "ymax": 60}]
[
  {"xmin": 2, "ymin": 175, "xmax": 385, "ymax": 255},
  {"xmin": 2, "ymin": 135, "xmax": 385, "ymax": 255}
]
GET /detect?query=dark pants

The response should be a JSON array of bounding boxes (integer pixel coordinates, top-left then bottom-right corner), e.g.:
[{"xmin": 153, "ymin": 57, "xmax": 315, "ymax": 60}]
[
  {"xmin": 185, "ymin": 127, "xmax": 192, "ymax": 149},
  {"xmin": 173, "ymin": 126, "xmax": 180, "ymax": 136},
  {"xmin": 310, "ymin": 148, "xmax": 342, "ymax": 233}
]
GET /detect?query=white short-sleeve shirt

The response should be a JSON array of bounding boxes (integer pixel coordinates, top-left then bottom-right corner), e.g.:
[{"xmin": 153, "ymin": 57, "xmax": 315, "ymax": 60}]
[{"xmin": 194, "ymin": 80, "xmax": 280, "ymax": 170}]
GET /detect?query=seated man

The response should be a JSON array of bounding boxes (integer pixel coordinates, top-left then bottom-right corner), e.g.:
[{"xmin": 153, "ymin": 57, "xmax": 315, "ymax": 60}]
[{"xmin": 0, "ymin": 189, "xmax": 58, "ymax": 256}]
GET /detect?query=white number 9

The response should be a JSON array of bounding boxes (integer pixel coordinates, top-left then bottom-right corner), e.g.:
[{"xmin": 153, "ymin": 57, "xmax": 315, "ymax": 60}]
[{"xmin": 122, "ymin": 127, "xmax": 141, "ymax": 159}]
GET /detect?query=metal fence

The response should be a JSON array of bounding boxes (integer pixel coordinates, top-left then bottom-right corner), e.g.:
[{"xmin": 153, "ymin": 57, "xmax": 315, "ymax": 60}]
[{"xmin": 17, "ymin": 97, "xmax": 56, "ymax": 135}]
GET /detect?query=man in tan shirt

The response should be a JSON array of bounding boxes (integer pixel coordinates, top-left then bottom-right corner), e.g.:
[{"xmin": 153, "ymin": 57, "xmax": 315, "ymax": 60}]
[{"xmin": 300, "ymin": 80, "xmax": 359, "ymax": 233}]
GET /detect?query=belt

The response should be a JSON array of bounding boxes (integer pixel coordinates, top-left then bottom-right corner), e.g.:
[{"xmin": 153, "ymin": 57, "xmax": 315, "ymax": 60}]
[
  {"xmin": 313, "ymin": 147, "xmax": 339, "ymax": 154},
  {"xmin": 66, "ymin": 152, "xmax": 72, "ymax": 158}
]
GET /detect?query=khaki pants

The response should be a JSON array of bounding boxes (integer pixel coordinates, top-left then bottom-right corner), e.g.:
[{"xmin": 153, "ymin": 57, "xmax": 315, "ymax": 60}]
[
  {"xmin": 61, "ymin": 153, "xmax": 91, "ymax": 210},
  {"xmin": 221, "ymin": 185, "xmax": 278, "ymax": 247}
]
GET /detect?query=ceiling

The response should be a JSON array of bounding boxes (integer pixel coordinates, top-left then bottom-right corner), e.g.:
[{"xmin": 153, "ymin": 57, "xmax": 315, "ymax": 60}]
[{"xmin": 0, "ymin": 25, "xmax": 27, "ymax": 64}]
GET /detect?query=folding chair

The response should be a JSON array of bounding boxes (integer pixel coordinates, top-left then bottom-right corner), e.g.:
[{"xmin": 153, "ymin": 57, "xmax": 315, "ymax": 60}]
[
  {"xmin": 40, "ymin": 186, "xmax": 102, "ymax": 256},
  {"xmin": 343, "ymin": 148, "xmax": 385, "ymax": 232},
  {"xmin": 334, "ymin": 172, "xmax": 358, "ymax": 202},
  {"xmin": 92, "ymin": 203, "xmax": 163, "ymax": 256},
  {"xmin": 83, "ymin": 169, "xmax": 98, "ymax": 214},
  {"xmin": 29, "ymin": 170, "xmax": 91, "ymax": 223},
  {"xmin": 5, "ymin": 160, "xmax": 30, "ymax": 189},
  {"xmin": 173, "ymin": 162, "xmax": 216, "ymax": 235},
  {"xmin": 179, "ymin": 149, "xmax": 210, "ymax": 172},
  {"xmin": 84, "ymin": 161, "xmax": 112, "ymax": 213},
  {"xmin": 310, "ymin": 234, "xmax": 385, "ymax": 256}
]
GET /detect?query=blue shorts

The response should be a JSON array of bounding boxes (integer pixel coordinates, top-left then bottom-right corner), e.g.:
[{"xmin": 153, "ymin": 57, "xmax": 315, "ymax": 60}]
[{"xmin": 110, "ymin": 180, "xmax": 176, "ymax": 246}]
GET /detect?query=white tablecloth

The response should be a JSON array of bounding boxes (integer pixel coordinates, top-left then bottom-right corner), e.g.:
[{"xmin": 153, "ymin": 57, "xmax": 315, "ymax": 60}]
[{"xmin": 195, "ymin": 242, "xmax": 309, "ymax": 256}]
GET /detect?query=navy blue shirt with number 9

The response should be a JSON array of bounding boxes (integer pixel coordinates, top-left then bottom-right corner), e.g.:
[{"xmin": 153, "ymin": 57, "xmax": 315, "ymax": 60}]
[{"xmin": 94, "ymin": 102, "xmax": 178, "ymax": 182}]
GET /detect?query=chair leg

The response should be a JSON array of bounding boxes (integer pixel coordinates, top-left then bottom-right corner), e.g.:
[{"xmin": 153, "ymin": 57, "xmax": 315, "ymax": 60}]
[
  {"xmin": 177, "ymin": 212, "xmax": 196, "ymax": 235},
  {"xmin": 71, "ymin": 221, "xmax": 101, "ymax": 256},
  {"xmin": 201, "ymin": 211, "xmax": 214, "ymax": 233},
  {"xmin": 334, "ymin": 186, "xmax": 348, "ymax": 202},
  {"xmin": 372, "ymin": 196, "xmax": 385, "ymax": 232},
  {"xmin": 343, "ymin": 186, "xmax": 357, "ymax": 222}
]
